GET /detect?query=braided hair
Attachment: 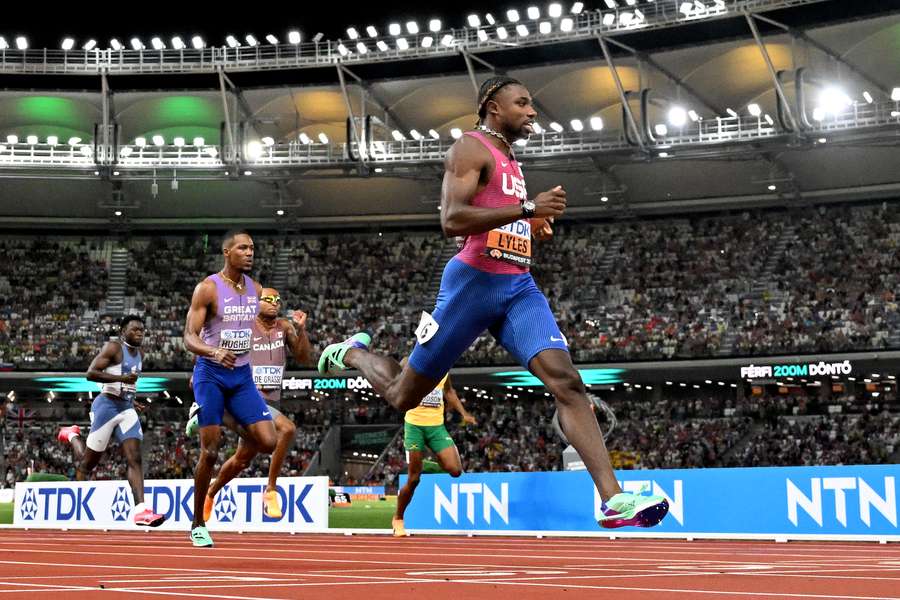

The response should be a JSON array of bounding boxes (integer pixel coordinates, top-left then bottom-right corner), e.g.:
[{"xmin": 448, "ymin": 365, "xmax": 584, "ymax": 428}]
[{"xmin": 476, "ymin": 76, "xmax": 522, "ymax": 124}]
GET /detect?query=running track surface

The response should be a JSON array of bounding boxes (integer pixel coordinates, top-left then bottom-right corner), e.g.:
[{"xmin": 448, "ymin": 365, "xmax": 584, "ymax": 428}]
[{"xmin": 1, "ymin": 531, "xmax": 899, "ymax": 599}]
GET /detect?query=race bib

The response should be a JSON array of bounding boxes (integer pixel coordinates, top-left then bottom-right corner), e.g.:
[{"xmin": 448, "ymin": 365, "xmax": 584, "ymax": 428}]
[
  {"xmin": 253, "ymin": 365, "xmax": 284, "ymax": 388},
  {"xmin": 415, "ymin": 311, "xmax": 440, "ymax": 345},
  {"xmin": 220, "ymin": 328, "xmax": 252, "ymax": 354},
  {"xmin": 420, "ymin": 388, "xmax": 443, "ymax": 408},
  {"xmin": 485, "ymin": 219, "xmax": 532, "ymax": 266}
]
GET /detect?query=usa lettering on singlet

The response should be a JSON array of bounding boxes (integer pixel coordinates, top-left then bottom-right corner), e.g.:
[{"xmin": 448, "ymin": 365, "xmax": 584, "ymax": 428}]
[
  {"xmin": 100, "ymin": 342, "xmax": 142, "ymax": 402},
  {"xmin": 199, "ymin": 274, "xmax": 259, "ymax": 368},
  {"xmin": 456, "ymin": 131, "xmax": 533, "ymax": 272}
]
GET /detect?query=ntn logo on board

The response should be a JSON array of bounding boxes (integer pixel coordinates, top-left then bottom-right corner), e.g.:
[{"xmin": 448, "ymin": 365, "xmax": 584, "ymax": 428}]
[{"xmin": 787, "ymin": 476, "xmax": 896, "ymax": 527}]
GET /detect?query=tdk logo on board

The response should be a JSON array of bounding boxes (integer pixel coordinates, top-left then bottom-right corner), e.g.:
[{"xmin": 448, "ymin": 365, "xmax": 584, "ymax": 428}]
[
  {"xmin": 594, "ymin": 480, "xmax": 684, "ymax": 526},
  {"xmin": 434, "ymin": 483, "xmax": 509, "ymax": 525},
  {"xmin": 215, "ymin": 486, "xmax": 238, "ymax": 522},
  {"xmin": 110, "ymin": 487, "xmax": 132, "ymax": 521},
  {"xmin": 20, "ymin": 489, "xmax": 38, "ymax": 521},
  {"xmin": 786, "ymin": 477, "xmax": 897, "ymax": 528},
  {"xmin": 22, "ymin": 486, "xmax": 96, "ymax": 521}
]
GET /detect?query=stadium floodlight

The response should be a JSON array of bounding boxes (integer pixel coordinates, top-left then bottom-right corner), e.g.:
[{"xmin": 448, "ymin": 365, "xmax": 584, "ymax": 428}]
[
  {"xmin": 318, "ymin": 132, "xmax": 329, "ymax": 143},
  {"xmin": 245, "ymin": 34, "xmax": 258, "ymax": 46},
  {"xmin": 406, "ymin": 21, "xmax": 420, "ymax": 34},
  {"xmin": 496, "ymin": 27, "xmax": 509, "ymax": 39},
  {"xmin": 266, "ymin": 34, "xmax": 279, "ymax": 44},
  {"xmin": 892, "ymin": 87, "xmax": 900, "ymax": 102},
  {"xmin": 602, "ymin": 13, "xmax": 615, "ymax": 25},
  {"xmin": 392, "ymin": 130, "xmax": 406, "ymax": 141},
  {"xmin": 82, "ymin": 39, "xmax": 97, "ymax": 51},
  {"xmin": 527, "ymin": 6, "xmax": 540, "ymax": 19},
  {"xmin": 173, "ymin": 137, "xmax": 185, "ymax": 147},
  {"xmin": 620, "ymin": 12, "xmax": 635, "ymax": 26},
  {"xmin": 450, "ymin": 127, "xmax": 463, "ymax": 139},
  {"xmin": 747, "ymin": 103, "xmax": 762, "ymax": 117},
  {"xmin": 299, "ymin": 133, "xmax": 311, "ymax": 144},
  {"xmin": 26, "ymin": 135, "xmax": 38, "ymax": 145},
  {"xmin": 625, "ymin": 0, "xmax": 636, "ymax": 4},
  {"xmin": 654, "ymin": 123, "xmax": 668, "ymax": 136},
  {"xmin": 634, "ymin": 9, "xmax": 645, "ymax": 21},
  {"xmin": 516, "ymin": 24, "xmax": 529, "ymax": 36},
  {"xmin": 261, "ymin": 136, "xmax": 275, "ymax": 146},
  {"xmin": 376, "ymin": 40, "xmax": 389, "ymax": 51},
  {"xmin": 192, "ymin": 137, "xmax": 205, "ymax": 146},
  {"xmin": 134, "ymin": 137, "xmax": 146, "ymax": 146},
  {"xmin": 396, "ymin": 37, "xmax": 409, "ymax": 50},
  {"xmin": 679, "ymin": 2, "xmax": 693, "ymax": 15},
  {"xmin": 767, "ymin": 184, "xmax": 777, "ymax": 191},
  {"xmin": 441, "ymin": 34, "xmax": 454, "ymax": 46},
  {"xmin": 667, "ymin": 106, "xmax": 687, "ymax": 127},
  {"xmin": 246, "ymin": 141, "xmax": 263, "ymax": 158},
  {"xmin": 819, "ymin": 87, "xmax": 851, "ymax": 114},
  {"xmin": 560, "ymin": 17, "xmax": 574, "ymax": 31},
  {"xmin": 421, "ymin": 36, "xmax": 434, "ymax": 48},
  {"xmin": 15, "ymin": 36, "xmax": 27, "ymax": 50},
  {"xmin": 226, "ymin": 36, "xmax": 239, "ymax": 48},
  {"xmin": 601, "ymin": 195, "xmax": 609, "ymax": 202},
  {"xmin": 410, "ymin": 129, "xmax": 423, "ymax": 140},
  {"xmin": 549, "ymin": 121, "xmax": 564, "ymax": 132},
  {"xmin": 688, "ymin": 109, "xmax": 700, "ymax": 122},
  {"xmin": 539, "ymin": 22, "xmax": 552, "ymax": 34},
  {"xmin": 192, "ymin": 36, "xmax": 205, "ymax": 49},
  {"xmin": 151, "ymin": 37, "xmax": 165, "ymax": 50},
  {"xmin": 812, "ymin": 107, "xmax": 825, "ymax": 121},
  {"xmin": 571, "ymin": 2, "xmax": 584, "ymax": 14},
  {"xmin": 69, "ymin": 136, "xmax": 83, "ymax": 145},
  {"xmin": 61, "ymin": 38, "xmax": 75, "ymax": 51},
  {"xmin": 6, "ymin": 135, "xmax": 17, "ymax": 144},
  {"xmin": 570, "ymin": 119, "xmax": 584, "ymax": 132},
  {"xmin": 694, "ymin": 0, "xmax": 706, "ymax": 11},
  {"xmin": 507, "ymin": 9, "xmax": 520, "ymax": 22},
  {"xmin": 532, "ymin": 122, "xmax": 544, "ymax": 134},
  {"xmin": 428, "ymin": 129, "xmax": 440, "ymax": 139},
  {"xmin": 468, "ymin": 14, "xmax": 481, "ymax": 27},
  {"xmin": 366, "ymin": 26, "xmax": 378, "ymax": 38},
  {"xmin": 276, "ymin": 209, "xmax": 284, "ymax": 216},
  {"xmin": 429, "ymin": 19, "xmax": 442, "ymax": 32},
  {"xmin": 171, "ymin": 36, "xmax": 185, "ymax": 49},
  {"xmin": 120, "ymin": 147, "xmax": 133, "ymax": 157},
  {"xmin": 725, "ymin": 107, "xmax": 738, "ymax": 118},
  {"xmin": 346, "ymin": 27, "xmax": 359, "ymax": 40},
  {"xmin": 288, "ymin": 31, "xmax": 301, "ymax": 44},
  {"xmin": 549, "ymin": 3, "xmax": 563, "ymax": 18},
  {"xmin": 604, "ymin": 0, "xmax": 617, "ymax": 7},
  {"xmin": 862, "ymin": 91, "xmax": 873, "ymax": 104},
  {"xmin": 477, "ymin": 29, "xmax": 489, "ymax": 41},
  {"xmin": 337, "ymin": 44, "xmax": 349, "ymax": 56},
  {"xmin": 0, "ymin": 37, "xmax": 7, "ymax": 50},
  {"xmin": 130, "ymin": 37, "xmax": 144, "ymax": 50},
  {"xmin": 764, "ymin": 114, "xmax": 774, "ymax": 126},
  {"xmin": 658, "ymin": 151, "xmax": 670, "ymax": 157},
  {"xmin": 356, "ymin": 42, "xmax": 368, "ymax": 54},
  {"xmin": 114, "ymin": 210, "xmax": 122, "ymax": 216},
  {"xmin": 152, "ymin": 135, "xmax": 165, "ymax": 146},
  {"xmin": 80, "ymin": 145, "xmax": 92, "ymax": 156},
  {"xmin": 47, "ymin": 135, "xmax": 58, "ymax": 145},
  {"xmin": 589, "ymin": 116, "xmax": 603, "ymax": 131},
  {"xmin": 388, "ymin": 23, "xmax": 401, "ymax": 36}
]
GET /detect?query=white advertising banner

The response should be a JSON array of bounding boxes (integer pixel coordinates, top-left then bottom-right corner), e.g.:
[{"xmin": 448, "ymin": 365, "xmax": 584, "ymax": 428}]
[{"xmin": 13, "ymin": 476, "xmax": 328, "ymax": 532}]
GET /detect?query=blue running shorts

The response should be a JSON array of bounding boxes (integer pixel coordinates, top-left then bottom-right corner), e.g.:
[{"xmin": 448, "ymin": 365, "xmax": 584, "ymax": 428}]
[
  {"xmin": 86, "ymin": 393, "xmax": 143, "ymax": 452},
  {"xmin": 192, "ymin": 358, "xmax": 273, "ymax": 427},
  {"xmin": 408, "ymin": 257, "xmax": 569, "ymax": 380}
]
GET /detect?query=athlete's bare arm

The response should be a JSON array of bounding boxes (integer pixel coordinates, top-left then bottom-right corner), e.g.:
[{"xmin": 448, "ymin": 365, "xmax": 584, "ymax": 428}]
[
  {"xmin": 183, "ymin": 279, "xmax": 236, "ymax": 369},
  {"xmin": 86, "ymin": 342, "xmax": 135, "ymax": 384},
  {"xmin": 281, "ymin": 311, "xmax": 312, "ymax": 365},
  {"xmin": 440, "ymin": 136, "xmax": 568, "ymax": 238},
  {"xmin": 443, "ymin": 377, "xmax": 476, "ymax": 425}
]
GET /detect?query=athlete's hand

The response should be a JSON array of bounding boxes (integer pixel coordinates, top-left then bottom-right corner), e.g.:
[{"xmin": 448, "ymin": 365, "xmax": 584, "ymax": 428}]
[
  {"xmin": 291, "ymin": 310, "xmax": 308, "ymax": 330},
  {"xmin": 533, "ymin": 186, "xmax": 566, "ymax": 218},
  {"xmin": 119, "ymin": 373, "xmax": 139, "ymax": 385},
  {"xmin": 211, "ymin": 347, "xmax": 237, "ymax": 369},
  {"xmin": 188, "ymin": 375, "xmax": 194, "ymax": 390},
  {"xmin": 463, "ymin": 414, "xmax": 477, "ymax": 426},
  {"xmin": 532, "ymin": 216, "xmax": 554, "ymax": 241}
]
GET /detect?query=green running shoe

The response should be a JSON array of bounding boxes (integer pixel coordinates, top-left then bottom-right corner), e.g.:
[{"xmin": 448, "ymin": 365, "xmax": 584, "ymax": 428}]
[
  {"xmin": 185, "ymin": 402, "xmax": 200, "ymax": 436},
  {"xmin": 598, "ymin": 491, "xmax": 669, "ymax": 529},
  {"xmin": 190, "ymin": 525, "xmax": 214, "ymax": 548},
  {"xmin": 317, "ymin": 332, "xmax": 372, "ymax": 374}
]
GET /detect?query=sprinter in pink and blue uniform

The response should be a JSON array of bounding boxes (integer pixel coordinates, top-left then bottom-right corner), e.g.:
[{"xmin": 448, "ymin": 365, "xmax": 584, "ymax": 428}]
[
  {"xmin": 183, "ymin": 229, "xmax": 278, "ymax": 548},
  {"xmin": 319, "ymin": 77, "xmax": 669, "ymax": 530}
]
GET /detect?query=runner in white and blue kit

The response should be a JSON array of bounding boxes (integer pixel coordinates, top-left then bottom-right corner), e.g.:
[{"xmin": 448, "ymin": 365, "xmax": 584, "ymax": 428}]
[
  {"xmin": 57, "ymin": 315, "xmax": 165, "ymax": 527},
  {"xmin": 182, "ymin": 229, "xmax": 277, "ymax": 548}
]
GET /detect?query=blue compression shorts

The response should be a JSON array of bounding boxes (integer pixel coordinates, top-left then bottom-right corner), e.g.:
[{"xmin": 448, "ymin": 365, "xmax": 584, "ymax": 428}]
[
  {"xmin": 192, "ymin": 358, "xmax": 273, "ymax": 428},
  {"xmin": 408, "ymin": 257, "xmax": 569, "ymax": 380}
]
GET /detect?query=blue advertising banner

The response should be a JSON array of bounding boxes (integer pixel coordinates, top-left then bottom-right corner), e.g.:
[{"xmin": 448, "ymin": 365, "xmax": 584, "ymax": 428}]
[{"xmin": 402, "ymin": 465, "xmax": 900, "ymax": 540}]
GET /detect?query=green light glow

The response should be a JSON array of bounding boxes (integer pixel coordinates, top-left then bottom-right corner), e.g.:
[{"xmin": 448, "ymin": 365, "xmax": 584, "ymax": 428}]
[
  {"xmin": 492, "ymin": 368, "xmax": 625, "ymax": 387},
  {"xmin": 35, "ymin": 377, "xmax": 169, "ymax": 394}
]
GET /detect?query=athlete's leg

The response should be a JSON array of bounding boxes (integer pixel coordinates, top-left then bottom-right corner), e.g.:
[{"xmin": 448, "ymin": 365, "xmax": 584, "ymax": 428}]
[
  {"xmin": 433, "ymin": 444, "xmax": 463, "ymax": 478},
  {"xmin": 226, "ymin": 375, "xmax": 277, "ymax": 454},
  {"xmin": 75, "ymin": 446, "xmax": 104, "ymax": 480},
  {"xmin": 120, "ymin": 438, "xmax": 145, "ymax": 504},
  {"xmin": 192, "ymin": 425, "xmax": 222, "ymax": 529},
  {"xmin": 267, "ymin": 413, "xmax": 296, "ymax": 493},
  {"xmin": 529, "ymin": 349, "xmax": 621, "ymax": 500},
  {"xmin": 343, "ymin": 351, "xmax": 439, "ymax": 412},
  {"xmin": 395, "ymin": 451, "xmax": 424, "ymax": 524},
  {"xmin": 209, "ymin": 437, "xmax": 259, "ymax": 498}
]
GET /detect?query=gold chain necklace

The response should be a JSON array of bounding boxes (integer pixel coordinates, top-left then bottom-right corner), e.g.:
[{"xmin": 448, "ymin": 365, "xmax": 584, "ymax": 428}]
[
  {"xmin": 476, "ymin": 125, "xmax": 513, "ymax": 152},
  {"xmin": 219, "ymin": 270, "xmax": 245, "ymax": 291}
]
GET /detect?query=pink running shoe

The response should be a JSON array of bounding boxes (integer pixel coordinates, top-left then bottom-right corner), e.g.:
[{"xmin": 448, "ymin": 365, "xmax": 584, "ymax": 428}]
[
  {"xmin": 57, "ymin": 425, "xmax": 81, "ymax": 444},
  {"xmin": 134, "ymin": 508, "xmax": 166, "ymax": 527}
]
